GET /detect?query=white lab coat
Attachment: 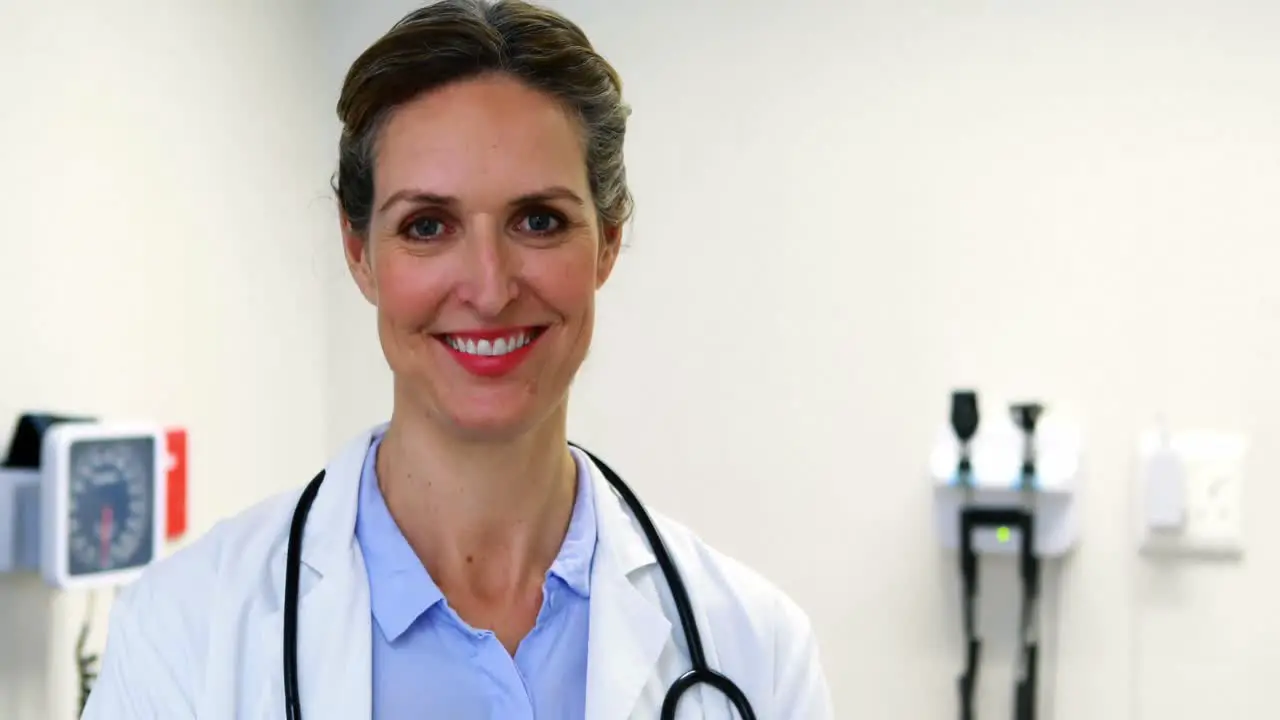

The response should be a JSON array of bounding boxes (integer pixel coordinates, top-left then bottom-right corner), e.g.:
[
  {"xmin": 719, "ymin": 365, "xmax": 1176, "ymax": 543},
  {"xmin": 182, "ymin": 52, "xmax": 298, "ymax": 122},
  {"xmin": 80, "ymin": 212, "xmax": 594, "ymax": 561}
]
[{"xmin": 82, "ymin": 425, "xmax": 834, "ymax": 719}]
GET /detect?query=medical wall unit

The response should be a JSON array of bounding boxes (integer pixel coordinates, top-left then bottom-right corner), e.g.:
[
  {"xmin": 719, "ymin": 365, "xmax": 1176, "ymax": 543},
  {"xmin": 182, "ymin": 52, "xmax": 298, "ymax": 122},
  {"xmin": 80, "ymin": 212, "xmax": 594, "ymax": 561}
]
[
  {"xmin": 0, "ymin": 412, "xmax": 188, "ymax": 711},
  {"xmin": 931, "ymin": 390, "xmax": 1081, "ymax": 720}
]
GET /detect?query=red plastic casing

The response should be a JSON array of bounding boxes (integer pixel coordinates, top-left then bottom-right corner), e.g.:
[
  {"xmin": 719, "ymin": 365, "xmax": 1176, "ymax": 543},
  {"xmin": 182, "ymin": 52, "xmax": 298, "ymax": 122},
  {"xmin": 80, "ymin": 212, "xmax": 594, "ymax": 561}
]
[{"xmin": 165, "ymin": 428, "xmax": 187, "ymax": 541}]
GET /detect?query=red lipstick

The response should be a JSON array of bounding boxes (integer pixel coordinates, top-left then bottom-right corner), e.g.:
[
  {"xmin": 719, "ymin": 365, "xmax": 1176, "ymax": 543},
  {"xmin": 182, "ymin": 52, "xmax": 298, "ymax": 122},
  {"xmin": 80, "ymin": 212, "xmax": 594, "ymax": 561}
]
[{"xmin": 437, "ymin": 326, "xmax": 543, "ymax": 378}]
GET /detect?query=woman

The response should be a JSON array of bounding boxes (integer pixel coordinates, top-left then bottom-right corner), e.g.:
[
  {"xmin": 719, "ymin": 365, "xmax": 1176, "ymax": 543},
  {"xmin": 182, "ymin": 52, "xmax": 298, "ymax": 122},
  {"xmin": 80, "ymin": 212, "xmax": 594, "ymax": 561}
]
[{"xmin": 83, "ymin": 1, "xmax": 832, "ymax": 718}]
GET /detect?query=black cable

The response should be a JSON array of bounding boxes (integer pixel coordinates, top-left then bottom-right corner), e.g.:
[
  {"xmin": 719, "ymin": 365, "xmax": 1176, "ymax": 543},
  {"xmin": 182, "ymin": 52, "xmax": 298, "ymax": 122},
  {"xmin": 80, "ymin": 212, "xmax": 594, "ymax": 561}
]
[
  {"xmin": 958, "ymin": 507, "xmax": 1042, "ymax": 720},
  {"xmin": 1014, "ymin": 513, "xmax": 1040, "ymax": 720},
  {"xmin": 958, "ymin": 510, "xmax": 981, "ymax": 720},
  {"xmin": 76, "ymin": 590, "xmax": 101, "ymax": 716}
]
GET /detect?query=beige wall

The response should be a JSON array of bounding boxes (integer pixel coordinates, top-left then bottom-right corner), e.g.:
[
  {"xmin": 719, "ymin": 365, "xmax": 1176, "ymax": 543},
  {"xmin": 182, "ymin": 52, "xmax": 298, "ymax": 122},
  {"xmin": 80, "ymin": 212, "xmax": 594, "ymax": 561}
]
[{"xmin": 0, "ymin": 2, "xmax": 334, "ymax": 717}]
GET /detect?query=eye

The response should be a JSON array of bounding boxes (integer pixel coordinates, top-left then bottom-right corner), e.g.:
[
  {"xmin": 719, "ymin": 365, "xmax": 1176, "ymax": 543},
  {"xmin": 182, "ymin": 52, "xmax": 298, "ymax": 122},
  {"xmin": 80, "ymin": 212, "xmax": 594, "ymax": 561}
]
[
  {"xmin": 404, "ymin": 215, "xmax": 448, "ymax": 241},
  {"xmin": 516, "ymin": 211, "xmax": 563, "ymax": 235}
]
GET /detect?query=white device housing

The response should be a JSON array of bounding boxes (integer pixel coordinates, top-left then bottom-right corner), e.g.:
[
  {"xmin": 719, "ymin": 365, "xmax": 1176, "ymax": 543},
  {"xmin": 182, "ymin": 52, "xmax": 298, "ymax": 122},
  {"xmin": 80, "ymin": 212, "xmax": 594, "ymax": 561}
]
[
  {"xmin": 1140, "ymin": 431, "xmax": 1187, "ymax": 531},
  {"xmin": 40, "ymin": 422, "xmax": 167, "ymax": 590},
  {"xmin": 932, "ymin": 407, "xmax": 1081, "ymax": 557}
]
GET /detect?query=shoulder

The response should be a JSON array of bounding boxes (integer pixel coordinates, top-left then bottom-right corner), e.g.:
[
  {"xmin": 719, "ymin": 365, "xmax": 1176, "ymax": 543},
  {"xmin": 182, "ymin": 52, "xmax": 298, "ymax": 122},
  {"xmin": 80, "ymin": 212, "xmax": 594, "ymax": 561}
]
[
  {"xmin": 84, "ymin": 487, "xmax": 303, "ymax": 716},
  {"xmin": 87, "ymin": 426, "xmax": 378, "ymax": 716},
  {"xmin": 653, "ymin": 512, "xmax": 801, "ymax": 620},
  {"xmin": 646, "ymin": 510, "xmax": 816, "ymax": 643},
  {"xmin": 643, "ymin": 511, "xmax": 835, "ymax": 718},
  {"xmin": 126, "ymin": 484, "xmax": 302, "ymax": 610}
]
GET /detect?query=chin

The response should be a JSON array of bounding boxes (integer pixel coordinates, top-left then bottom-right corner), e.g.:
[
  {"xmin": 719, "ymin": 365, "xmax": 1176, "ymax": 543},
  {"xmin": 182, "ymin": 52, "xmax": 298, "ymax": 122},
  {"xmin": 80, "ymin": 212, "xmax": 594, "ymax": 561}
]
[
  {"xmin": 396, "ymin": 346, "xmax": 573, "ymax": 442},
  {"xmin": 428, "ymin": 385, "xmax": 550, "ymax": 442},
  {"xmin": 442, "ymin": 409, "xmax": 544, "ymax": 444}
]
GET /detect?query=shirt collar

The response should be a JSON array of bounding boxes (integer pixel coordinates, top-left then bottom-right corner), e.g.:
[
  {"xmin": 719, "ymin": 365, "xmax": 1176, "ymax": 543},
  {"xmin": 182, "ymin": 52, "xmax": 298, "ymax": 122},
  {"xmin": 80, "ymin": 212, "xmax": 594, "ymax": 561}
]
[
  {"xmin": 354, "ymin": 431, "xmax": 598, "ymax": 641},
  {"xmin": 354, "ymin": 432, "xmax": 444, "ymax": 641},
  {"xmin": 547, "ymin": 448, "xmax": 597, "ymax": 599}
]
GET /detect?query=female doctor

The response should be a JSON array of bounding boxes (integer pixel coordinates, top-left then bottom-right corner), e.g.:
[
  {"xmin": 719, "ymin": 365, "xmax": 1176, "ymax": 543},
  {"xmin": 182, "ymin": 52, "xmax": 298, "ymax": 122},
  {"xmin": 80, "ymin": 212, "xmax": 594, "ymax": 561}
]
[{"xmin": 82, "ymin": 1, "xmax": 832, "ymax": 718}]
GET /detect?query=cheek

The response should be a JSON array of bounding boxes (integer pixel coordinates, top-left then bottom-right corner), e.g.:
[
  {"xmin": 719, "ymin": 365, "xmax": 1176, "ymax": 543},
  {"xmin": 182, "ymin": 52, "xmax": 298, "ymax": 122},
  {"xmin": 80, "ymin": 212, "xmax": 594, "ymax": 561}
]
[
  {"xmin": 374, "ymin": 253, "xmax": 448, "ymax": 326},
  {"xmin": 529, "ymin": 248, "xmax": 600, "ymax": 320}
]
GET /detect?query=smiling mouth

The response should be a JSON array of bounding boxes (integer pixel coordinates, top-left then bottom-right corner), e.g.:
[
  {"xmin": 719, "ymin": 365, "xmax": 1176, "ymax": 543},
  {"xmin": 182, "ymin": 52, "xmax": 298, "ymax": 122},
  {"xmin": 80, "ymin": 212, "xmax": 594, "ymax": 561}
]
[{"xmin": 436, "ymin": 326, "xmax": 547, "ymax": 357}]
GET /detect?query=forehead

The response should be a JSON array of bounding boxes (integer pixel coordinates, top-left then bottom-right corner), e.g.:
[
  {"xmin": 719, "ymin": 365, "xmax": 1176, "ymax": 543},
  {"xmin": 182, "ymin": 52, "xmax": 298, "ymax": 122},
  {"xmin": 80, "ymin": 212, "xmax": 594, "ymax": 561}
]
[{"xmin": 374, "ymin": 74, "xmax": 588, "ymax": 203}]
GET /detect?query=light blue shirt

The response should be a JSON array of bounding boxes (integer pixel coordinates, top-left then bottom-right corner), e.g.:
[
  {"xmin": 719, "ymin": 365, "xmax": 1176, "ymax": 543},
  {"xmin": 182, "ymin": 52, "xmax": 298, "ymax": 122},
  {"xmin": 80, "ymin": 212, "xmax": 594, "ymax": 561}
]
[{"xmin": 354, "ymin": 432, "xmax": 596, "ymax": 719}]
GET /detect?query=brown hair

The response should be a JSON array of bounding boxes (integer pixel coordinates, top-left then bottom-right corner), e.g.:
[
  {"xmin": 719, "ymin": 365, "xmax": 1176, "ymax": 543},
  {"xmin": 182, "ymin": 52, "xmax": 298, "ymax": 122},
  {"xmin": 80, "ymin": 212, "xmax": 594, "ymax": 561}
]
[{"xmin": 333, "ymin": 0, "xmax": 633, "ymax": 237}]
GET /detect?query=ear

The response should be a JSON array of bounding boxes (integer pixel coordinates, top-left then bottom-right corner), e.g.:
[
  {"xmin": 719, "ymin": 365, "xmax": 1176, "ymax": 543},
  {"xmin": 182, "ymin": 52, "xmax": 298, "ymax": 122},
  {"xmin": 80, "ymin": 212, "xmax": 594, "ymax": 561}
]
[
  {"xmin": 341, "ymin": 212, "xmax": 378, "ymax": 305},
  {"xmin": 595, "ymin": 223, "xmax": 622, "ymax": 289}
]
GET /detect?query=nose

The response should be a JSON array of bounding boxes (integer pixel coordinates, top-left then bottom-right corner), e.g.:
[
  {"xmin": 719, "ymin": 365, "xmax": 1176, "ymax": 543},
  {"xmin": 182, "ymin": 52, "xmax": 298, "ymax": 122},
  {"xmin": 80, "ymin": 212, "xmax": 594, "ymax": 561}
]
[{"xmin": 456, "ymin": 223, "xmax": 519, "ymax": 316}]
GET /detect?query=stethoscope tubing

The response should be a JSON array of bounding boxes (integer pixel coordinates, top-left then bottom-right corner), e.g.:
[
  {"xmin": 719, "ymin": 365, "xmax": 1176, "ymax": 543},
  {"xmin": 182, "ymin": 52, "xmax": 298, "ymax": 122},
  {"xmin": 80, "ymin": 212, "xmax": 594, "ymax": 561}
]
[{"xmin": 282, "ymin": 446, "xmax": 756, "ymax": 720}]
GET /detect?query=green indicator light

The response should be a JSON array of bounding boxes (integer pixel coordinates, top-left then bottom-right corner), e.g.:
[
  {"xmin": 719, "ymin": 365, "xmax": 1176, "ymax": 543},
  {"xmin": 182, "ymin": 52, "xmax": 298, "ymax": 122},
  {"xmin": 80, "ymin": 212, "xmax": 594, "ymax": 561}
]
[{"xmin": 997, "ymin": 526, "xmax": 1012, "ymax": 543}]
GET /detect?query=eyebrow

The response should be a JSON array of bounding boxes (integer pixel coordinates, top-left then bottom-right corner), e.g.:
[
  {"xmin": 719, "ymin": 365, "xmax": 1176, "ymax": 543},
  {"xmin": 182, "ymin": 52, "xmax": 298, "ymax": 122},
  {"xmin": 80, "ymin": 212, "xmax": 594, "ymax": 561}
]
[{"xmin": 378, "ymin": 185, "xmax": 586, "ymax": 214}]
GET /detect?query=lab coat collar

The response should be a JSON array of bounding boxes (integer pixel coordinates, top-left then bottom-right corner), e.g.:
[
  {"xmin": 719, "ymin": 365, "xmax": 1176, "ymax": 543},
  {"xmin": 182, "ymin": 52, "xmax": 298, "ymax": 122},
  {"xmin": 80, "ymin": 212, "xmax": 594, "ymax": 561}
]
[
  {"xmin": 260, "ymin": 426, "xmax": 378, "ymax": 720},
  {"xmin": 297, "ymin": 424, "xmax": 381, "ymax": 577},
  {"xmin": 575, "ymin": 445, "xmax": 674, "ymax": 719},
  {"xmin": 574, "ymin": 444, "xmax": 658, "ymax": 575}
]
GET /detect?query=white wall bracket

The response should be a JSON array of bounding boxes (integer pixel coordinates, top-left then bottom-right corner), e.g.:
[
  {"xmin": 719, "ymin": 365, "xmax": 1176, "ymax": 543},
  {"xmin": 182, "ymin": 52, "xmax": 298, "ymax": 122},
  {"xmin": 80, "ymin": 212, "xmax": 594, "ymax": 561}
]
[
  {"xmin": 0, "ymin": 467, "xmax": 41, "ymax": 574},
  {"xmin": 932, "ymin": 403, "xmax": 1082, "ymax": 557}
]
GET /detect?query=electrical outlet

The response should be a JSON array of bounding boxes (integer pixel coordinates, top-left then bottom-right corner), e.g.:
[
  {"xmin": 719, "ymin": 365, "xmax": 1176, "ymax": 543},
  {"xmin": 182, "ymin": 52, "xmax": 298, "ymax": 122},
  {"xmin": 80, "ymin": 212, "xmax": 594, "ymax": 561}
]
[
  {"xmin": 1140, "ymin": 430, "xmax": 1247, "ymax": 560},
  {"xmin": 1183, "ymin": 441, "xmax": 1246, "ymax": 556}
]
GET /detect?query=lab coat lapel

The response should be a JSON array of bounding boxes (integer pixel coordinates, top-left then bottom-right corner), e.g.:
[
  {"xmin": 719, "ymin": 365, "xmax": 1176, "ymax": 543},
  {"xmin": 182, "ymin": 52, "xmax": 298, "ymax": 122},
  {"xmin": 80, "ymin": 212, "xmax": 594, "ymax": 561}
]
[
  {"xmin": 263, "ymin": 428, "xmax": 377, "ymax": 720},
  {"xmin": 292, "ymin": 552, "xmax": 372, "ymax": 720},
  {"xmin": 580, "ymin": 450, "xmax": 674, "ymax": 720}
]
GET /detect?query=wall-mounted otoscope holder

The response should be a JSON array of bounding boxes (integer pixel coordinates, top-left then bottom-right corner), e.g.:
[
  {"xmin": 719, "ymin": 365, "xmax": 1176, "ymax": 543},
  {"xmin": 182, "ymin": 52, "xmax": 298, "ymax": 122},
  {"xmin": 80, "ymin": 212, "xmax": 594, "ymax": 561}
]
[
  {"xmin": 931, "ymin": 391, "xmax": 1081, "ymax": 558},
  {"xmin": 937, "ymin": 391, "xmax": 1071, "ymax": 720}
]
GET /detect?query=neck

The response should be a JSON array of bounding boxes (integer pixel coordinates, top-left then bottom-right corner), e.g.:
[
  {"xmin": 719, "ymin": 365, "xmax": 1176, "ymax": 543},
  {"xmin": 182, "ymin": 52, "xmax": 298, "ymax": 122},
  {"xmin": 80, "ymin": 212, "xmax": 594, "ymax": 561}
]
[{"xmin": 376, "ymin": 399, "xmax": 578, "ymax": 600}]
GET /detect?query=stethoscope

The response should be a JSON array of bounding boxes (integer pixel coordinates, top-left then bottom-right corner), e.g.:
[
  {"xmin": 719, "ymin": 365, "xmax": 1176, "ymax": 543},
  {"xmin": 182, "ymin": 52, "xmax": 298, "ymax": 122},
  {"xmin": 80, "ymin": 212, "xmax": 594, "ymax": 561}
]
[{"xmin": 282, "ymin": 443, "xmax": 757, "ymax": 720}]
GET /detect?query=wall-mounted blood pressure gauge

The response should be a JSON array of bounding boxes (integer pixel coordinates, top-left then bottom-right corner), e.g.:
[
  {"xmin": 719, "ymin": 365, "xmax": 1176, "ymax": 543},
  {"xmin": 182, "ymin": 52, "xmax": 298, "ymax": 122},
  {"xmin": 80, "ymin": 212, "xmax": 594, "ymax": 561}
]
[{"xmin": 40, "ymin": 423, "xmax": 166, "ymax": 589}]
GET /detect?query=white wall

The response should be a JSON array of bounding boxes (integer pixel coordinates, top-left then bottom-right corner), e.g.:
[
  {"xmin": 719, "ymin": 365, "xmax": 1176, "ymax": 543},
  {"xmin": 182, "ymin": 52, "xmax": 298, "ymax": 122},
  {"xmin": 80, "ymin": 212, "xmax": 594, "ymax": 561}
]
[
  {"xmin": 321, "ymin": 1, "xmax": 1280, "ymax": 718},
  {"xmin": 0, "ymin": 2, "xmax": 336, "ymax": 718}
]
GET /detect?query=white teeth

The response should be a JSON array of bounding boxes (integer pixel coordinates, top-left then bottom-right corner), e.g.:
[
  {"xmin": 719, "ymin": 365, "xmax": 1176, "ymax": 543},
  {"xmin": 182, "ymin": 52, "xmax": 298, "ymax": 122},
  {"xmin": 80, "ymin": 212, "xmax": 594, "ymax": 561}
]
[{"xmin": 447, "ymin": 331, "xmax": 534, "ymax": 356}]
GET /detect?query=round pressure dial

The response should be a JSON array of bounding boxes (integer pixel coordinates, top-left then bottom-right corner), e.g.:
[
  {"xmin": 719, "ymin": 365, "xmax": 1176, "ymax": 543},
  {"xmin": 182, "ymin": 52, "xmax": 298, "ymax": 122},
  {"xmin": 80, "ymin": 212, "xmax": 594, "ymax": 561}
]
[{"xmin": 65, "ymin": 436, "xmax": 157, "ymax": 577}]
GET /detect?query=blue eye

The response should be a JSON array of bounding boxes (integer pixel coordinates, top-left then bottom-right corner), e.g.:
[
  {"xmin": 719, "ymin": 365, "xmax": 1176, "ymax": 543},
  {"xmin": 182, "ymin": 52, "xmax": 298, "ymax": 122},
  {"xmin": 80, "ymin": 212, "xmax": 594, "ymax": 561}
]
[
  {"xmin": 519, "ymin": 212, "xmax": 562, "ymax": 234},
  {"xmin": 407, "ymin": 216, "xmax": 446, "ymax": 240}
]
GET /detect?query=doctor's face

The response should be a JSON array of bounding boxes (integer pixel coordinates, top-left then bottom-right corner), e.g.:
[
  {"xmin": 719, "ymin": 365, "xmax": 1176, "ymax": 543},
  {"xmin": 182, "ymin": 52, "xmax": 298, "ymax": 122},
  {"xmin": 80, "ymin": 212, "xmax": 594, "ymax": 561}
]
[{"xmin": 343, "ymin": 73, "xmax": 619, "ymax": 441}]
